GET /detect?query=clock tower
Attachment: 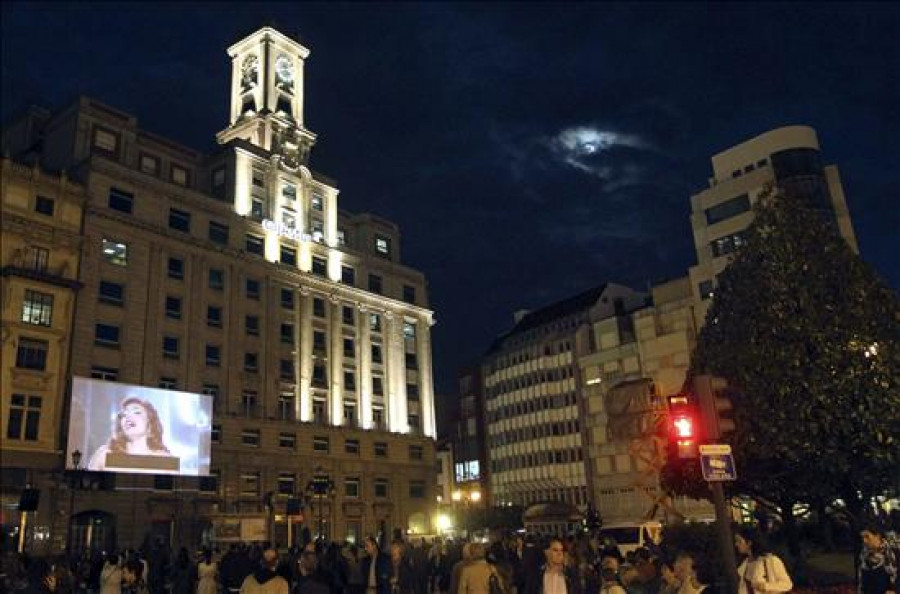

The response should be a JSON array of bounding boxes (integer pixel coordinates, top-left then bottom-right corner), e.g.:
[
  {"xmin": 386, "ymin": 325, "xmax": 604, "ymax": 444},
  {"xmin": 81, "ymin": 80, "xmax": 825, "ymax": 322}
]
[{"xmin": 217, "ymin": 27, "xmax": 316, "ymax": 169}]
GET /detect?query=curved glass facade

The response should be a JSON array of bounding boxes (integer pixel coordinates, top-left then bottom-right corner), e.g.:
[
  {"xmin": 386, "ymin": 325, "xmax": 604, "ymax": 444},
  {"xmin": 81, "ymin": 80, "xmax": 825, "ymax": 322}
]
[{"xmin": 771, "ymin": 148, "xmax": 836, "ymax": 219}]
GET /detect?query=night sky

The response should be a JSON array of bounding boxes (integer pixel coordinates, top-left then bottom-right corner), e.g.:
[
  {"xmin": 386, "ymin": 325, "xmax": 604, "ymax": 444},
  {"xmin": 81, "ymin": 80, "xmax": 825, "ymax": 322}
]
[{"xmin": 3, "ymin": 3, "xmax": 898, "ymax": 432}]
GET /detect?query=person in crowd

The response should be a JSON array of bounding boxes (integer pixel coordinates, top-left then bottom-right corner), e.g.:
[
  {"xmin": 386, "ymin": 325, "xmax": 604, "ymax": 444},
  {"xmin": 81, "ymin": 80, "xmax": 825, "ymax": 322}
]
[
  {"xmin": 170, "ymin": 548, "xmax": 195, "ymax": 594},
  {"xmin": 197, "ymin": 550, "xmax": 218, "ymax": 594},
  {"xmin": 100, "ymin": 553, "xmax": 122, "ymax": 594},
  {"xmin": 673, "ymin": 554, "xmax": 705, "ymax": 594},
  {"xmin": 241, "ymin": 548, "xmax": 289, "ymax": 594},
  {"xmin": 525, "ymin": 537, "xmax": 583, "ymax": 594},
  {"xmin": 88, "ymin": 398, "xmax": 173, "ymax": 470},
  {"xmin": 22, "ymin": 559, "xmax": 57, "ymax": 594},
  {"xmin": 449, "ymin": 543, "xmax": 474, "ymax": 594},
  {"xmin": 427, "ymin": 540, "xmax": 452, "ymax": 594},
  {"xmin": 734, "ymin": 527, "xmax": 792, "ymax": 594},
  {"xmin": 123, "ymin": 558, "xmax": 150, "ymax": 594},
  {"xmin": 858, "ymin": 524, "xmax": 900, "ymax": 594},
  {"xmin": 658, "ymin": 559, "xmax": 679, "ymax": 594},
  {"xmin": 599, "ymin": 555, "xmax": 626, "ymax": 594},
  {"xmin": 361, "ymin": 537, "xmax": 391, "ymax": 594},
  {"xmin": 291, "ymin": 548, "xmax": 330, "ymax": 594},
  {"xmin": 630, "ymin": 550, "xmax": 661, "ymax": 594},
  {"xmin": 341, "ymin": 544, "xmax": 366, "ymax": 594},
  {"xmin": 389, "ymin": 542, "xmax": 415, "ymax": 594},
  {"xmin": 459, "ymin": 542, "xmax": 503, "ymax": 594}
]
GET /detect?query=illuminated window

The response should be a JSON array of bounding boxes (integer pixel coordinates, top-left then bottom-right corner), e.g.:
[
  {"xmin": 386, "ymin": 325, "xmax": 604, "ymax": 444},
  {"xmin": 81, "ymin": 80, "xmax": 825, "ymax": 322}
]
[
  {"xmin": 403, "ymin": 322, "xmax": 416, "ymax": 339},
  {"xmin": 370, "ymin": 314, "xmax": 381, "ymax": 332},
  {"xmin": 282, "ymin": 182, "xmax": 296, "ymax": 201},
  {"xmin": 374, "ymin": 236, "xmax": 390, "ymax": 257},
  {"xmin": 311, "ymin": 194, "xmax": 323, "ymax": 211},
  {"xmin": 21, "ymin": 290, "xmax": 53, "ymax": 326}
]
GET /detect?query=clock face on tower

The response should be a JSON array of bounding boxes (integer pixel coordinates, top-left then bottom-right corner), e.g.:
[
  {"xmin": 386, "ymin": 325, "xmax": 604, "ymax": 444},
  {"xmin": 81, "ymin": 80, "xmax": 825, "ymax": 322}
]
[{"xmin": 275, "ymin": 55, "xmax": 293, "ymax": 86}]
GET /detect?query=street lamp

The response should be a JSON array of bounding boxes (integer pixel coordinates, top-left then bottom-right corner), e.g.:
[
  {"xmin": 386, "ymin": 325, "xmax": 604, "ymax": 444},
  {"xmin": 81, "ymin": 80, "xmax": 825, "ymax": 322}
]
[
  {"xmin": 305, "ymin": 467, "xmax": 335, "ymax": 545},
  {"xmin": 451, "ymin": 488, "xmax": 481, "ymax": 539},
  {"xmin": 66, "ymin": 450, "xmax": 82, "ymax": 555}
]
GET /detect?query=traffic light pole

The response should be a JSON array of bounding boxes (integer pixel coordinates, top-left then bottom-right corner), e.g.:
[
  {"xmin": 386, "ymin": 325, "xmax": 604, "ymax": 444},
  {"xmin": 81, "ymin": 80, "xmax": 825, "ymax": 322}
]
[{"xmin": 710, "ymin": 481, "xmax": 737, "ymax": 594}]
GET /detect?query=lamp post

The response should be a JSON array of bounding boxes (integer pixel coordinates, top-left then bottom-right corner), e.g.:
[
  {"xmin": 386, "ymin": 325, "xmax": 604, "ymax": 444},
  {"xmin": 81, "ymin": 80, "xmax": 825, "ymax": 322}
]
[
  {"xmin": 305, "ymin": 467, "xmax": 334, "ymax": 545},
  {"xmin": 66, "ymin": 450, "xmax": 82, "ymax": 555}
]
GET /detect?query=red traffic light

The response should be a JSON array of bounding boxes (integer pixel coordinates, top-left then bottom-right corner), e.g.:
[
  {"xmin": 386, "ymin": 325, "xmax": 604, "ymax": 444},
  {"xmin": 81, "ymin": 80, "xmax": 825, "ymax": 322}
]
[{"xmin": 673, "ymin": 415, "xmax": 695, "ymax": 440}]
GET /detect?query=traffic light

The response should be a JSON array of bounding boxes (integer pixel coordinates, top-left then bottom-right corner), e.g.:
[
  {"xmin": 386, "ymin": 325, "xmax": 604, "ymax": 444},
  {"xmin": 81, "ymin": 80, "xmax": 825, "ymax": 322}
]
[
  {"xmin": 667, "ymin": 393, "xmax": 701, "ymax": 459},
  {"xmin": 693, "ymin": 375, "xmax": 735, "ymax": 441}
]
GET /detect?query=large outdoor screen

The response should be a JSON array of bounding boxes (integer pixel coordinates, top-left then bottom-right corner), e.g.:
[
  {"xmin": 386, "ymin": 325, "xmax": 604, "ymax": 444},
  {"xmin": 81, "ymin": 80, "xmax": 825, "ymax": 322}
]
[{"xmin": 67, "ymin": 377, "xmax": 212, "ymax": 476}]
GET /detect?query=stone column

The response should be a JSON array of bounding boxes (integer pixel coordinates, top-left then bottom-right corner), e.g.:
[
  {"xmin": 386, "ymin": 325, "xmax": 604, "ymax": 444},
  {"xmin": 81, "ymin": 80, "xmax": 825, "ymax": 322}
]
[
  {"xmin": 358, "ymin": 305, "xmax": 373, "ymax": 429},
  {"xmin": 329, "ymin": 297, "xmax": 344, "ymax": 425},
  {"xmin": 416, "ymin": 317, "xmax": 437, "ymax": 438},
  {"xmin": 385, "ymin": 312, "xmax": 408, "ymax": 433},
  {"xmin": 298, "ymin": 287, "xmax": 313, "ymax": 421}
]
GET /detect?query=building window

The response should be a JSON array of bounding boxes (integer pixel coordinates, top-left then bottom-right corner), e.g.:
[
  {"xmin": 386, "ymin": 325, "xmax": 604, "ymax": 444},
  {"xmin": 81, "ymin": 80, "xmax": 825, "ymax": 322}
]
[
  {"xmin": 699, "ymin": 280, "xmax": 715, "ymax": 300},
  {"xmin": 408, "ymin": 414, "xmax": 420, "ymax": 432},
  {"xmin": 211, "ymin": 425, "xmax": 221, "ymax": 443},
  {"xmin": 344, "ymin": 371, "xmax": 356, "ymax": 391},
  {"xmin": 35, "ymin": 195, "xmax": 55, "ymax": 216},
  {"xmin": 374, "ymin": 442, "xmax": 388, "ymax": 458},
  {"xmin": 93, "ymin": 127, "xmax": 118, "ymax": 154},
  {"xmin": 373, "ymin": 407, "xmax": 384, "ymax": 428},
  {"xmin": 409, "ymin": 480, "xmax": 426, "ymax": 499},
  {"xmin": 242, "ymin": 429, "xmax": 260, "ymax": 447},
  {"xmin": 370, "ymin": 314, "xmax": 381, "ymax": 332},
  {"xmin": 282, "ymin": 182, "xmax": 296, "ymax": 201},
  {"xmin": 403, "ymin": 322, "xmax": 416, "ymax": 339},
  {"xmin": 312, "ymin": 399, "xmax": 326, "ymax": 424},
  {"xmin": 101, "ymin": 239, "xmax": 128, "ymax": 266},
  {"xmin": 278, "ymin": 393, "xmax": 294, "ymax": 421},
  {"xmin": 313, "ymin": 298, "xmax": 326, "ymax": 317},
  {"xmin": 162, "ymin": 336, "xmax": 180, "ymax": 359},
  {"xmin": 368, "ymin": 274, "xmax": 383, "ymax": 294},
  {"xmin": 280, "ymin": 245, "xmax": 297, "ymax": 266},
  {"xmin": 311, "ymin": 256, "xmax": 327, "ymax": 277},
  {"xmin": 280, "ymin": 359, "xmax": 294, "ymax": 381},
  {"xmin": 403, "ymin": 285, "xmax": 416, "ymax": 305},
  {"xmin": 312, "ymin": 364, "xmax": 327, "ymax": 387},
  {"xmin": 279, "ymin": 433, "xmax": 296, "ymax": 449},
  {"xmin": 199, "ymin": 471, "xmax": 219, "ymax": 493},
  {"xmin": 242, "ymin": 391, "xmax": 258, "ymax": 417},
  {"xmin": 98, "ymin": 281, "xmax": 125, "ymax": 306},
  {"xmin": 201, "ymin": 384, "xmax": 219, "ymax": 408},
  {"xmin": 311, "ymin": 193, "xmax": 323, "ymax": 211},
  {"xmin": 206, "ymin": 344, "xmax": 221, "ymax": 366},
  {"xmin": 140, "ymin": 154, "xmax": 160, "ymax": 176},
  {"xmin": 16, "ymin": 338, "xmax": 48, "ymax": 370},
  {"xmin": 209, "ymin": 221, "xmax": 229, "ymax": 245},
  {"xmin": 207, "ymin": 306, "xmax": 223, "ymax": 328},
  {"xmin": 152, "ymin": 475, "xmax": 174, "ymax": 491},
  {"xmin": 158, "ymin": 377, "xmax": 177, "ymax": 389},
  {"xmin": 94, "ymin": 324, "xmax": 120, "ymax": 347},
  {"xmin": 241, "ymin": 472, "xmax": 260, "ymax": 495},
  {"xmin": 313, "ymin": 331, "xmax": 326, "ymax": 352},
  {"xmin": 280, "ymin": 323, "xmax": 294, "ymax": 344},
  {"xmin": 340, "ymin": 308, "xmax": 354, "ymax": 327},
  {"xmin": 345, "ymin": 439, "xmax": 360, "ymax": 455},
  {"xmin": 705, "ymin": 194, "xmax": 751, "ymax": 225},
  {"xmin": 171, "ymin": 165, "xmax": 189, "ymax": 187},
  {"xmin": 372, "ymin": 377, "xmax": 384, "ymax": 396},
  {"xmin": 313, "ymin": 436, "xmax": 330, "ymax": 452},
  {"xmin": 281, "ymin": 288, "xmax": 294, "ymax": 309},
  {"xmin": 341, "ymin": 266, "xmax": 355, "ymax": 286},
  {"xmin": 711, "ymin": 232, "xmax": 747, "ymax": 258},
  {"xmin": 209, "ymin": 269, "xmax": 225, "ymax": 290},
  {"xmin": 168, "ymin": 257, "xmax": 184, "ymax": 280},
  {"xmin": 245, "ymin": 315, "xmax": 260, "ymax": 336},
  {"xmin": 244, "ymin": 352, "xmax": 258, "ymax": 372},
  {"xmin": 251, "ymin": 198, "xmax": 264, "ymax": 220},
  {"xmin": 409, "ymin": 445, "xmax": 424, "ymax": 460},
  {"xmin": 374, "ymin": 479, "xmax": 389, "ymax": 498},
  {"xmin": 371, "ymin": 344, "xmax": 383, "ymax": 364},
  {"xmin": 246, "ymin": 234, "xmax": 264, "ymax": 256},
  {"xmin": 344, "ymin": 478, "xmax": 361, "ymax": 498},
  {"xmin": 344, "ymin": 404, "xmax": 356, "ymax": 426},
  {"xmin": 405, "ymin": 353, "xmax": 418, "ymax": 369},
  {"xmin": 21, "ymin": 290, "xmax": 53, "ymax": 326},
  {"xmin": 165, "ymin": 296, "xmax": 182, "ymax": 319},
  {"xmin": 311, "ymin": 219, "xmax": 324, "ymax": 242},
  {"xmin": 245, "ymin": 279, "xmax": 260, "ymax": 300},
  {"xmin": 24, "ymin": 246, "xmax": 50, "ymax": 272},
  {"xmin": 90, "ymin": 366, "xmax": 118, "ymax": 381},
  {"xmin": 211, "ymin": 168, "xmax": 227, "ymax": 200},
  {"xmin": 374, "ymin": 236, "xmax": 391, "ymax": 257},
  {"xmin": 6, "ymin": 395, "xmax": 41, "ymax": 441},
  {"xmin": 108, "ymin": 188, "xmax": 134, "ymax": 214},
  {"xmin": 278, "ymin": 473, "xmax": 296, "ymax": 496},
  {"xmin": 343, "ymin": 338, "xmax": 355, "ymax": 358},
  {"xmin": 407, "ymin": 383, "xmax": 420, "ymax": 401},
  {"xmin": 169, "ymin": 208, "xmax": 191, "ymax": 232}
]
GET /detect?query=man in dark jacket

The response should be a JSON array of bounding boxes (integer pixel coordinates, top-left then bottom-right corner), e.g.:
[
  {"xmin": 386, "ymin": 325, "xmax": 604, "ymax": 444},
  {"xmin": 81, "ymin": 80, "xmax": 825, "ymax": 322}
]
[
  {"xmin": 524, "ymin": 537, "xmax": 583, "ymax": 594},
  {"xmin": 360, "ymin": 537, "xmax": 391, "ymax": 594}
]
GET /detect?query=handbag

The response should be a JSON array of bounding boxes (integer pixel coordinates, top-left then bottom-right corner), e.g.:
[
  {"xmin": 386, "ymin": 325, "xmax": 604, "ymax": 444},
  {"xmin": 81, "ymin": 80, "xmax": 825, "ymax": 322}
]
[{"xmin": 489, "ymin": 568, "xmax": 504, "ymax": 594}]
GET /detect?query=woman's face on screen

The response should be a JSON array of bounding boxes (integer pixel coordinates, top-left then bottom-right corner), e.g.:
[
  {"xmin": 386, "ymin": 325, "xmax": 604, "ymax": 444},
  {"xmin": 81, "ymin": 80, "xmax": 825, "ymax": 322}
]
[{"xmin": 119, "ymin": 402, "xmax": 149, "ymax": 439}]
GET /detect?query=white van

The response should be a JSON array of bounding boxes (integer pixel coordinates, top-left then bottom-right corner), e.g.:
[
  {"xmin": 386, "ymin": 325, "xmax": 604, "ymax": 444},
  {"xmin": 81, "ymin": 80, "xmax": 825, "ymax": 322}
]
[{"xmin": 597, "ymin": 521, "xmax": 663, "ymax": 556}]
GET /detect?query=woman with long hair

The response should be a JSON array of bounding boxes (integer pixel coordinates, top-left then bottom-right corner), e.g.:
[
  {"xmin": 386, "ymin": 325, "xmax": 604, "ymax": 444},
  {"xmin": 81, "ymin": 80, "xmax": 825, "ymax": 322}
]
[
  {"xmin": 735, "ymin": 527, "xmax": 792, "ymax": 594},
  {"xmin": 88, "ymin": 398, "xmax": 170, "ymax": 470}
]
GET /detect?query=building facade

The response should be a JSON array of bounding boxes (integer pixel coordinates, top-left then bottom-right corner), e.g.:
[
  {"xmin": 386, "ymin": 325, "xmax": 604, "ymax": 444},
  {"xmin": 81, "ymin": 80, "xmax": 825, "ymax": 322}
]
[
  {"xmin": 688, "ymin": 125, "xmax": 859, "ymax": 325},
  {"xmin": 1, "ymin": 26, "xmax": 437, "ymax": 552},
  {"xmin": 483, "ymin": 284, "xmax": 646, "ymax": 509}
]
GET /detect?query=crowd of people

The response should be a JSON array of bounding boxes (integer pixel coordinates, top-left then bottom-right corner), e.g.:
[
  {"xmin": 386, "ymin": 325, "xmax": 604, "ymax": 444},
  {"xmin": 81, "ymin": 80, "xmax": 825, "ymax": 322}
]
[{"xmin": 1, "ymin": 523, "xmax": 897, "ymax": 594}]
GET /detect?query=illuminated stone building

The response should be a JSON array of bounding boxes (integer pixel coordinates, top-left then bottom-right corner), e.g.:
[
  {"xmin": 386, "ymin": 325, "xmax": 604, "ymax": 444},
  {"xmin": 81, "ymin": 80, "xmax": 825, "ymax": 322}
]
[{"xmin": 1, "ymin": 26, "xmax": 436, "ymax": 551}]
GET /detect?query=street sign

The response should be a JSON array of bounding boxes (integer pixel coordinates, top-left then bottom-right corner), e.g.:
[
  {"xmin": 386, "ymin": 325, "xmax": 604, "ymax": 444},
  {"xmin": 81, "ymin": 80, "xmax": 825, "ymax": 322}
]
[{"xmin": 699, "ymin": 444, "xmax": 737, "ymax": 481}]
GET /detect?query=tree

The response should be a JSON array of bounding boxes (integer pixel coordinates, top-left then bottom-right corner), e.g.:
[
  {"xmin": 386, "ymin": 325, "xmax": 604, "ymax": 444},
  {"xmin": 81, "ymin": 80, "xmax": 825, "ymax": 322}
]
[{"xmin": 662, "ymin": 185, "xmax": 900, "ymax": 554}]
